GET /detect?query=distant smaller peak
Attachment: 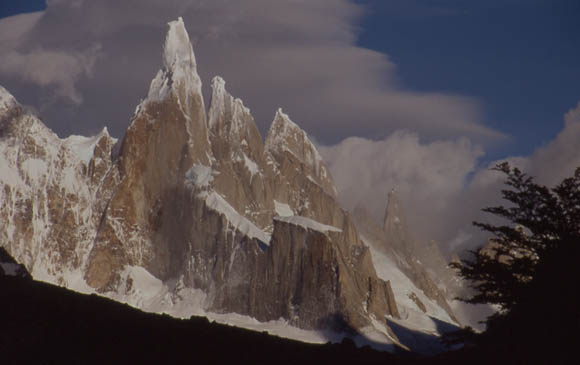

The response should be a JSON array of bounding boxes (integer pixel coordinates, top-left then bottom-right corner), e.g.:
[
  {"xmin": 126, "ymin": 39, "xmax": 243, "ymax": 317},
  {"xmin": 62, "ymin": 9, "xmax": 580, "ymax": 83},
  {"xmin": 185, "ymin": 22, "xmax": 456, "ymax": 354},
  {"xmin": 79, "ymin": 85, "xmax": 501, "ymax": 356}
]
[
  {"xmin": 209, "ymin": 76, "xmax": 229, "ymax": 105},
  {"xmin": 211, "ymin": 76, "xmax": 226, "ymax": 89},
  {"xmin": 273, "ymin": 108, "xmax": 299, "ymax": 130},
  {"xmin": 99, "ymin": 126, "xmax": 117, "ymax": 143}
]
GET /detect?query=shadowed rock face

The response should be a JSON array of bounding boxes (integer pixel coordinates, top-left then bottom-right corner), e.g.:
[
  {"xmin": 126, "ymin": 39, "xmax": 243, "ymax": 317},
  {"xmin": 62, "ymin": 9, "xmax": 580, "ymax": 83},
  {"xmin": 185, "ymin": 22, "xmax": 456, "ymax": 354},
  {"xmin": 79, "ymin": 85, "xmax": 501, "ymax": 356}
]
[
  {"xmin": 0, "ymin": 18, "xmax": 400, "ymax": 332},
  {"xmin": 238, "ymin": 218, "xmax": 400, "ymax": 330}
]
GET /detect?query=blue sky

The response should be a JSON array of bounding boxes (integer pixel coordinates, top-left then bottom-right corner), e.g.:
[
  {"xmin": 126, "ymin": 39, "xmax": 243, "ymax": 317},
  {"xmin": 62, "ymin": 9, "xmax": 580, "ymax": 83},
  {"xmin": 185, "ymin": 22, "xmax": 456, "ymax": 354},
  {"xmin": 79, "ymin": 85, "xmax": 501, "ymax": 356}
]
[
  {"xmin": 0, "ymin": 0, "xmax": 46, "ymax": 17},
  {"xmin": 354, "ymin": 0, "xmax": 580, "ymax": 160}
]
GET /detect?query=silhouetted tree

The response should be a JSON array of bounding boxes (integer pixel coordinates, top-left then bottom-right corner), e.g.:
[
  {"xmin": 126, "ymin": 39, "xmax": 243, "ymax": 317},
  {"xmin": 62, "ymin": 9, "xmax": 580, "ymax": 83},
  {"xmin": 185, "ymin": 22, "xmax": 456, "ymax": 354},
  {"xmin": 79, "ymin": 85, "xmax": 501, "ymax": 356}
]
[{"xmin": 451, "ymin": 162, "xmax": 580, "ymax": 359}]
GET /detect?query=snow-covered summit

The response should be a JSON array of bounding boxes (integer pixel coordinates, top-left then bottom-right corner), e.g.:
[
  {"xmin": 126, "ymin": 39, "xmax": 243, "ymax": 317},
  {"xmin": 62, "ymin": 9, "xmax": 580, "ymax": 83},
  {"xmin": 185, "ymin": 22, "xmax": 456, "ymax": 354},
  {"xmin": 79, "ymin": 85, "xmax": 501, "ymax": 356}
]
[
  {"xmin": 162, "ymin": 17, "xmax": 196, "ymax": 74},
  {"xmin": 147, "ymin": 17, "xmax": 203, "ymax": 104}
]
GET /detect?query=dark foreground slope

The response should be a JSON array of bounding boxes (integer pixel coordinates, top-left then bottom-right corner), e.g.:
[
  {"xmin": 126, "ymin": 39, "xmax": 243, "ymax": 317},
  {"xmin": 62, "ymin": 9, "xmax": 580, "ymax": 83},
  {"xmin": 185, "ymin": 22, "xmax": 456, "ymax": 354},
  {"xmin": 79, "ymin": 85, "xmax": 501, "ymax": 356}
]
[
  {"xmin": 0, "ymin": 274, "xmax": 413, "ymax": 365},
  {"xmin": 2, "ymin": 275, "xmax": 570, "ymax": 365},
  {"xmin": 0, "ymin": 249, "xmax": 570, "ymax": 365}
]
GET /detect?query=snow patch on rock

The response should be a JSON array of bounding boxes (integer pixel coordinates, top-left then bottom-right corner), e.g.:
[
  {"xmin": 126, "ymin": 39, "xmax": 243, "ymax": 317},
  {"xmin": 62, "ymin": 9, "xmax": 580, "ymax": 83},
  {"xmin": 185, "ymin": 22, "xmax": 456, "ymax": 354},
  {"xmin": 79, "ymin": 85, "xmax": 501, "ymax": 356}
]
[
  {"xmin": 64, "ymin": 127, "xmax": 114, "ymax": 164},
  {"xmin": 365, "ymin": 241, "xmax": 454, "ymax": 327},
  {"xmin": 275, "ymin": 216, "xmax": 342, "ymax": 233},
  {"xmin": 202, "ymin": 191, "xmax": 271, "ymax": 244},
  {"xmin": 274, "ymin": 200, "xmax": 294, "ymax": 217},
  {"xmin": 186, "ymin": 165, "xmax": 214, "ymax": 188},
  {"xmin": 242, "ymin": 153, "xmax": 259, "ymax": 177}
]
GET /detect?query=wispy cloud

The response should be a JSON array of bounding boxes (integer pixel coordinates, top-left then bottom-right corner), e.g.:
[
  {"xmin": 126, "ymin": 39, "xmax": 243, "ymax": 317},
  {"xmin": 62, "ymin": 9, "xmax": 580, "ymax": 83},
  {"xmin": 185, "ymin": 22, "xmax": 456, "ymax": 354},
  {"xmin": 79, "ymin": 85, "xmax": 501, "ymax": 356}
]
[{"xmin": 0, "ymin": 45, "xmax": 101, "ymax": 104}]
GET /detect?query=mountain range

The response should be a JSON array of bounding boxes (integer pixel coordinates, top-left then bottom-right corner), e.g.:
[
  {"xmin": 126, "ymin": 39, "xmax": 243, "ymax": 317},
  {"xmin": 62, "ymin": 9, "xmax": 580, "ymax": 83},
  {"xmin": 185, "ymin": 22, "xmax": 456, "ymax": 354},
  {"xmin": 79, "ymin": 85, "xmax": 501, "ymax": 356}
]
[{"xmin": 0, "ymin": 17, "xmax": 463, "ymax": 353}]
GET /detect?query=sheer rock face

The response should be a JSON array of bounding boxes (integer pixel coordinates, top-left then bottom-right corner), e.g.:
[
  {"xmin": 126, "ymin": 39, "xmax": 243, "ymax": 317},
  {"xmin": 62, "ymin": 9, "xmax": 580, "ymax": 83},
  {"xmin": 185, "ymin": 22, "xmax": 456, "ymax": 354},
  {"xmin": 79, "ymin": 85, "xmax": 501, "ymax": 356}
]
[
  {"xmin": 244, "ymin": 218, "xmax": 400, "ymax": 330},
  {"xmin": 0, "ymin": 19, "xmax": 400, "ymax": 332}
]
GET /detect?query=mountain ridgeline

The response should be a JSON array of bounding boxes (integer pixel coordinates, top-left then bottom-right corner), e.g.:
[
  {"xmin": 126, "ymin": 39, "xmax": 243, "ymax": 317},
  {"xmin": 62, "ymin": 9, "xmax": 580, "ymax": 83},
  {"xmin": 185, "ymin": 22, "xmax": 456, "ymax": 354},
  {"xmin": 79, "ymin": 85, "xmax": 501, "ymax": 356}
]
[{"xmin": 0, "ymin": 18, "xmax": 459, "ymax": 346}]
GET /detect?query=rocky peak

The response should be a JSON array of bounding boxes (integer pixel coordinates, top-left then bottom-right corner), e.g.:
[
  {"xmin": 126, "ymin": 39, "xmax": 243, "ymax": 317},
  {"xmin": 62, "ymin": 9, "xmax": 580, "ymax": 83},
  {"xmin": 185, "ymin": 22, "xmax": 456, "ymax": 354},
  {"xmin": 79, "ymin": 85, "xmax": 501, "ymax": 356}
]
[
  {"xmin": 265, "ymin": 109, "xmax": 336, "ymax": 197},
  {"xmin": 85, "ymin": 18, "xmax": 214, "ymax": 289},
  {"xmin": 208, "ymin": 76, "xmax": 231, "ymax": 130},
  {"xmin": 208, "ymin": 76, "xmax": 264, "ymax": 162},
  {"xmin": 383, "ymin": 189, "xmax": 414, "ymax": 256},
  {"xmin": 123, "ymin": 16, "xmax": 211, "ymax": 168},
  {"xmin": 143, "ymin": 18, "xmax": 210, "ymax": 163},
  {"xmin": 147, "ymin": 17, "xmax": 202, "ymax": 106},
  {"xmin": 163, "ymin": 17, "xmax": 196, "ymax": 74},
  {"xmin": 265, "ymin": 108, "xmax": 310, "ymax": 158}
]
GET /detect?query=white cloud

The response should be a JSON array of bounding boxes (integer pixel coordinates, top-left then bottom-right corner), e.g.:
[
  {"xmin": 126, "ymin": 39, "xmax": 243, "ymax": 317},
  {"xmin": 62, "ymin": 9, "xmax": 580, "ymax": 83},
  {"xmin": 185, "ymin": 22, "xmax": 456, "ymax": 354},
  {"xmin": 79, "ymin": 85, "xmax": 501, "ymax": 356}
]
[
  {"xmin": 320, "ymin": 99, "xmax": 580, "ymax": 254},
  {"xmin": 0, "ymin": 45, "xmax": 102, "ymax": 104},
  {"xmin": 319, "ymin": 131, "xmax": 484, "ymax": 245},
  {"xmin": 527, "ymin": 101, "xmax": 580, "ymax": 185}
]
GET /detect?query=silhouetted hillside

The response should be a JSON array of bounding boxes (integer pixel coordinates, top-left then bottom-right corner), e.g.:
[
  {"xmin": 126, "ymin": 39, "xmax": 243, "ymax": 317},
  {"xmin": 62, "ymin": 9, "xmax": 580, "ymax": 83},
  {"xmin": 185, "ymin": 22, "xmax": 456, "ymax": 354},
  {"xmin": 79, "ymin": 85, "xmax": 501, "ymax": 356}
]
[{"xmin": 0, "ymin": 274, "xmax": 416, "ymax": 364}]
